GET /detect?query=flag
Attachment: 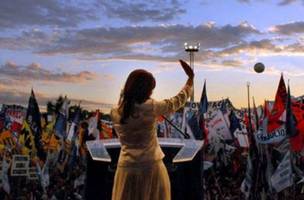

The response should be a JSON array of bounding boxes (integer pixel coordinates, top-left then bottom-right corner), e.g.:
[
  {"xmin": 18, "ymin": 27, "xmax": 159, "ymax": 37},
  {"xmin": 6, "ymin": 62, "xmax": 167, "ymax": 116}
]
[
  {"xmin": 0, "ymin": 130, "xmax": 15, "ymax": 147},
  {"xmin": 265, "ymin": 145, "xmax": 274, "ymax": 193},
  {"xmin": 198, "ymin": 80, "xmax": 208, "ymax": 140},
  {"xmin": 54, "ymin": 97, "xmax": 69, "ymax": 139},
  {"xmin": 26, "ymin": 89, "xmax": 45, "ymax": 159},
  {"xmin": 187, "ymin": 81, "xmax": 209, "ymax": 140},
  {"xmin": 263, "ymin": 100, "xmax": 271, "ymax": 119},
  {"xmin": 268, "ymin": 74, "xmax": 287, "ymax": 133},
  {"xmin": 2, "ymin": 159, "xmax": 10, "ymax": 194},
  {"xmin": 229, "ymin": 110, "xmax": 248, "ymax": 147},
  {"xmin": 241, "ymin": 153, "xmax": 253, "ymax": 199},
  {"xmin": 0, "ymin": 109, "xmax": 5, "ymax": 131},
  {"xmin": 187, "ymin": 112, "xmax": 201, "ymax": 139},
  {"xmin": 271, "ymin": 151, "xmax": 293, "ymax": 193},
  {"xmin": 229, "ymin": 110, "xmax": 242, "ymax": 136},
  {"xmin": 286, "ymin": 84, "xmax": 304, "ymax": 151},
  {"xmin": 199, "ymin": 80, "xmax": 208, "ymax": 114},
  {"xmin": 253, "ymin": 97, "xmax": 259, "ymax": 131},
  {"xmin": 286, "ymin": 84, "xmax": 298, "ymax": 138},
  {"xmin": 219, "ymin": 100, "xmax": 230, "ymax": 128},
  {"xmin": 206, "ymin": 109, "xmax": 232, "ymax": 141},
  {"xmin": 19, "ymin": 121, "xmax": 36, "ymax": 155},
  {"xmin": 36, "ymin": 157, "xmax": 50, "ymax": 191},
  {"xmin": 66, "ymin": 107, "xmax": 81, "ymax": 142},
  {"xmin": 5, "ymin": 105, "xmax": 26, "ymax": 134},
  {"xmin": 56, "ymin": 143, "xmax": 69, "ymax": 173},
  {"xmin": 243, "ymin": 112, "xmax": 251, "ymax": 133},
  {"xmin": 88, "ymin": 110, "xmax": 100, "ymax": 140},
  {"xmin": 255, "ymin": 118, "xmax": 287, "ymax": 144},
  {"xmin": 100, "ymin": 120, "xmax": 113, "ymax": 139}
]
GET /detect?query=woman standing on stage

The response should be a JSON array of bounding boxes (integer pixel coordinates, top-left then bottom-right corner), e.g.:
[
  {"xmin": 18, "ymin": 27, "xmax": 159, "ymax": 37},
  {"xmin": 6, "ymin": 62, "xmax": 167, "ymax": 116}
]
[{"xmin": 111, "ymin": 60, "xmax": 193, "ymax": 200}]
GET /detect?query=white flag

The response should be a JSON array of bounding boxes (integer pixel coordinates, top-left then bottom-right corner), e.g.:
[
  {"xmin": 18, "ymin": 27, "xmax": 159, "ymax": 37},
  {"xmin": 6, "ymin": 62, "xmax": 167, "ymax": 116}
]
[
  {"xmin": 67, "ymin": 122, "xmax": 77, "ymax": 142},
  {"xmin": 271, "ymin": 151, "xmax": 293, "ymax": 192},
  {"xmin": 241, "ymin": 154, "xmax": 253, "ymax": 199},
  {"xmin": 207, "ymin": 110, "xmax": 232, "ymax": 140},
  {"xmin": 2, "ymin": 159, "xmax": 10, "ymax": 194},
  {"xmin": 37, "ymin": 157, "xmax": 50, "ymax": 191},
  {"xmin": 88, "ymin": 112, "xmax": 100, "ymax": 140}
]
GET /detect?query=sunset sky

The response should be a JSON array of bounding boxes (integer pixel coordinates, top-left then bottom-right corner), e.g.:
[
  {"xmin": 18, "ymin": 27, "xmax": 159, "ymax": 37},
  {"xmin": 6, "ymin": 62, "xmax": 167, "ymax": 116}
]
[{"xmin": 1, "ymin": 0, "xmax": 304, "ymax": 112}]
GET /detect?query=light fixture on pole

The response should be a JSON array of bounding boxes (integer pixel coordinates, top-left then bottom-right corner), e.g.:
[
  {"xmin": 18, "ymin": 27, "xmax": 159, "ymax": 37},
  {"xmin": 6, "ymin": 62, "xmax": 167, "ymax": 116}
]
[{"xmin": 184, "ymin": 42, "xmax": 200, "ymax": 102}]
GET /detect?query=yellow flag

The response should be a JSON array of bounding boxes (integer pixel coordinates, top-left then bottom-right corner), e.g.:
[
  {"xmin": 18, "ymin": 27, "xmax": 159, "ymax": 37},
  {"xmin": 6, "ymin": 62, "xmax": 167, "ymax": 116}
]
[{"xmin": 19, "ymin": 121, "xmax": 36, "ymax": 156}]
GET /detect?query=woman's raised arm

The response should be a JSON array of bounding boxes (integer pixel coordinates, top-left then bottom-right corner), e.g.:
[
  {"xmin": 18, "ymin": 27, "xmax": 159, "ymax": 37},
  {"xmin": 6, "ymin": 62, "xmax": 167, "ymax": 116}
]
[{"xmin": 153, "ymin": 60, "xmax": 194, "ymax": 116}]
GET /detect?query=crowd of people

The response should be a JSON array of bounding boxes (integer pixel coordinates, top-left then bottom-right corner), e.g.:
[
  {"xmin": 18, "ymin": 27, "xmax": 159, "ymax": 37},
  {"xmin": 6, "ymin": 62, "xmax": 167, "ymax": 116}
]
[{"xmin": 2, "ymin": 73, "xmax": 304, "ymax": 200}]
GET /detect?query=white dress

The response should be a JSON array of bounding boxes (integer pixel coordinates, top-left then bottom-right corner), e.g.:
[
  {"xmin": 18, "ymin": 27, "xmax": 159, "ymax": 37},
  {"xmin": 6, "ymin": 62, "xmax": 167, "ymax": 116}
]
[{"xmin": 110, "ymin": 82, "xmax": 192, "ymax": 200}]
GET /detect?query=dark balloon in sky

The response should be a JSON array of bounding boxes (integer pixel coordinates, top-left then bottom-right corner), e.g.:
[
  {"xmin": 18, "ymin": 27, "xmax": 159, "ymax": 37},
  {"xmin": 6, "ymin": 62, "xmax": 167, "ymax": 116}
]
[{"xmin": 254, "ymin": 62, "xmax": 265, "ymax": 73}]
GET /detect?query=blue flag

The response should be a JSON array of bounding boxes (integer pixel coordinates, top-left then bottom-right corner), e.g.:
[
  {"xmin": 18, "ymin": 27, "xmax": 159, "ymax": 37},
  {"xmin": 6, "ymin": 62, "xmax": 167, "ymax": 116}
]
[
  {"xmin": 199, "ymin": 80, "xmax": 208, "ymax": 115},
  {"xmin": 67, "ymin": 107, "xmax": 81, "ymax": 142},
  {"xmin": 188, "ymin": 81, "xmax": 208, "ymax": 140},
  {"xmin": 54, "ymin": 97, "xmax": 69, "ymax": 139},
  {"xmin": 26, "ymin": 89, "xmax": 45, "ymax": 159},
  {"xmin": 187, "ymin": 112, "xmax": 201, "ymax": 139},
  {"xmin": 229, "ymin": 110, "xmax": 242, "ymax": 135}
]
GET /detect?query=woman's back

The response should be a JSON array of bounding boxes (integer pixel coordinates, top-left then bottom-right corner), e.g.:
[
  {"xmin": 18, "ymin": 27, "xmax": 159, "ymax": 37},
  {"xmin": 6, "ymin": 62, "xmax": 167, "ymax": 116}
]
[{"xmin": 111, "ymin": 99, "xmax": 164, "ymax": 167}]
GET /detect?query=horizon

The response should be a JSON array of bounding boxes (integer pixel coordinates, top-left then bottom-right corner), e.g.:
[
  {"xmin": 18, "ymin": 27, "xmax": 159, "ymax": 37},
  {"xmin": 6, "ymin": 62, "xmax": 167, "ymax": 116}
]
[{"xmin": 1, "ymin": 0, "xmax": 304, "ymax": 110}]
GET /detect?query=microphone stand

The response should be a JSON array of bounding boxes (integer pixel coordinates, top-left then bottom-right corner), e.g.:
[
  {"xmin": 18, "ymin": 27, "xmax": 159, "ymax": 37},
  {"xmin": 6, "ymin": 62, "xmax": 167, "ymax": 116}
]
[{"xmin": 161, "ymin": 115, "xmax": 190, "ymax": 139}]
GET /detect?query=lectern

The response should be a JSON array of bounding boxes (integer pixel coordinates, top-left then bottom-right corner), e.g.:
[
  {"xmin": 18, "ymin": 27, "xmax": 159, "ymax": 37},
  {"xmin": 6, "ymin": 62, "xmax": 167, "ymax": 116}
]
[{"xmin": 85, "ymin": 138, "xmax": 204, "ymax": 200}]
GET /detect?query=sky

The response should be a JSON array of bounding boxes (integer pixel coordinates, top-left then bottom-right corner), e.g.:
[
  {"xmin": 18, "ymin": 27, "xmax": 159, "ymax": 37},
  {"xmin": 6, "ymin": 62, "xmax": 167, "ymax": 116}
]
[{"xmin": 1, "ymin": 0, "xmax": 304, "ymax": 112}]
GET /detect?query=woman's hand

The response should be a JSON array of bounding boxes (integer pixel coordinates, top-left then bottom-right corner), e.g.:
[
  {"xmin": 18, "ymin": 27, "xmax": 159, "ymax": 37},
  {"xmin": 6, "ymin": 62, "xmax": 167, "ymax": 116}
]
[{"xmin": 179, "ymin": 59, "xmax": 194, "ymax": 79}]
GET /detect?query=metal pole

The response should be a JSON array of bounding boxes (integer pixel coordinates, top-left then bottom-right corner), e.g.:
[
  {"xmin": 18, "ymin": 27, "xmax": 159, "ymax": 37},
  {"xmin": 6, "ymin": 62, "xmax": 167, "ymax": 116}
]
[
  {"xmin": 247, "ymin": 82, "xmax": 260, "ymax": 200},
  {"xmin": 247, "ymin": 82, "xmax": 252, "ymax": 133},
  {"xmin": 189, "ymin": 51, "xmax": 194, "ymax": 102}
]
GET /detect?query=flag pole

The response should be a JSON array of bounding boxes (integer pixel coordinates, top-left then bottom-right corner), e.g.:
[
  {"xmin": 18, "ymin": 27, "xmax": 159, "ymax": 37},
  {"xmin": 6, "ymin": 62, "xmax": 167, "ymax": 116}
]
[
  {"xmin": 247, "ymin": 82, "xmax": 259, "ymax": 199},
  {"xmin": 247, "ymin": 82, "xmax": 253, "ymax": 134}
]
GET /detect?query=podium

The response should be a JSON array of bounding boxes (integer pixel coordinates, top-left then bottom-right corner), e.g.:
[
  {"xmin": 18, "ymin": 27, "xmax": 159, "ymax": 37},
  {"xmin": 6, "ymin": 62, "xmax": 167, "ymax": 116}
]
[{"xmin": 85, "ymin": 138, "xmax": 204, "ymax": 200}]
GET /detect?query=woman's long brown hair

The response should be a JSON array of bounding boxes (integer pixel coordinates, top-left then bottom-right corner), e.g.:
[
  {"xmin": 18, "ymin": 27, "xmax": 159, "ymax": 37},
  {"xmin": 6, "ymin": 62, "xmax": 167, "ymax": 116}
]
[{"xmin": 119, "ymin": 69, "xmax": 155, "ymax": 124}]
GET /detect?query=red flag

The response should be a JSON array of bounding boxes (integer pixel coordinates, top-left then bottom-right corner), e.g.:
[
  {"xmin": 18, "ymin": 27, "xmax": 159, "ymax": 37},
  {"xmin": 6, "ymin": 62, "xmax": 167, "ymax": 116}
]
[
  {"xmin": 267, "ymin": 75, "xmax": 287, "ymax": 133},
  {"xmin": 263, "ymin": 100, "xmax": 271, "ymax": 119},
  {"xmin": 252, "ymin": 97, "xmax": 259, "ymax": 131},
  {"xmin": 242, "ymin": 109, "xmax": 256, "ymax": 133},
  {"xmin": 290, "ymin": 101, "xmax": 304, "ymax": 151},
  {"xmin": 11, "ymin": 121, "xmax": 23, "ymax": 133}
]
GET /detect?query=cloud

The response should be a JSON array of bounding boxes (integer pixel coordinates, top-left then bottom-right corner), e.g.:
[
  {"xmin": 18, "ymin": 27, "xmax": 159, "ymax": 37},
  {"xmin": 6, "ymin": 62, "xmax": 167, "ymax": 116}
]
[
  {"xmin": 98, "ymin": 0, "xmax": 186, "ymax": 22},
  {"xmin": 0, "ymin": 0, "xmax": 187, "ymax": 29},
  {"xmin": 0, "ymin": 60, "xmax": 113, "ymax": 111},
  {"xmin": 0, "ymin": 0, "xmax": 96, "ymax": 29},
  {"xmin": 0, "ymin": 87, "xmax": 112, "ymax": 111},
  {"xmin": 261, "ymin": 65, "xmax": 304, "ymax": 77},
  {"xmin": 237, "ymin": 0, "xmax": 251, "ymax": 3},
  {"xmin": 0, "ymin": 61, "xmax": 97, "ymax": 84},
  {"xmin": 221, "ymin": 59, "xmax": 244, "ymax": 67},
  {"xmin": 217, "ymin": 39, "xmax": 304, "ymax": 57},
  {"xmin": 269, "ymin": 21, "xmax": 304, "ymax": 35},
  {"xmin": 0, "ymin": 22, "xmax": 259, "ymax": 62},
  {"xmin": 237, "ymin": 0, "xmax": 299, "ymax": 5},
  {"xmin": 217, "ymin": 39, "xmax": 283, "ymax": 56},
  {"xmin": 0, "ymin": 89, "xmax": 34, "ymax": 106},
  {"xmin": 278, "ymin": 0, "xmax": 297, "ymax": 5}
]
